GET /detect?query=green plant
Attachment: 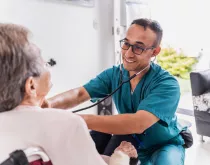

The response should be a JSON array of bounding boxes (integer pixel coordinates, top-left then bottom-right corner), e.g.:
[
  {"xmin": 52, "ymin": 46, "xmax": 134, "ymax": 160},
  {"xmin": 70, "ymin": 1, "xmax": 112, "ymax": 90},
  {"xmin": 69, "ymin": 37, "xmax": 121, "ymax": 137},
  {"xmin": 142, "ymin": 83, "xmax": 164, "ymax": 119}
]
[{"xmin": 157, "ymin": 47, "xmax": 198, "ymax": 79}]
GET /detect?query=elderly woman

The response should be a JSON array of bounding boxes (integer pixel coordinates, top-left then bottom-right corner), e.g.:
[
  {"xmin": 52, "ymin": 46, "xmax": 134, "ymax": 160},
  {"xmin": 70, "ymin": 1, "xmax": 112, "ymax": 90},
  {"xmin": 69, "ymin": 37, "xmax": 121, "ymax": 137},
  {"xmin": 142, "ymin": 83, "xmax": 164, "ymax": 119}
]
[{"xmin": 0, "ymin": 24, "xmax": 137, "ymax": 165}]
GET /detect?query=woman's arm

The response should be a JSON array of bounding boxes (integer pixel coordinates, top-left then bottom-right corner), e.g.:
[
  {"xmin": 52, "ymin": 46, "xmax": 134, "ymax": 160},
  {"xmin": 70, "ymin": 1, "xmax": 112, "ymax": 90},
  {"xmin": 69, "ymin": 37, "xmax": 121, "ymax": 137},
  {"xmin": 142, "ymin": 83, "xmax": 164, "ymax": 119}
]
[
  {"xmin": 42, "ymin": 87, "xmax": 90, "ymax": 109},
  {"xmin": 102, "ymin": 141, "xmax": 138, "ymax": 165}
]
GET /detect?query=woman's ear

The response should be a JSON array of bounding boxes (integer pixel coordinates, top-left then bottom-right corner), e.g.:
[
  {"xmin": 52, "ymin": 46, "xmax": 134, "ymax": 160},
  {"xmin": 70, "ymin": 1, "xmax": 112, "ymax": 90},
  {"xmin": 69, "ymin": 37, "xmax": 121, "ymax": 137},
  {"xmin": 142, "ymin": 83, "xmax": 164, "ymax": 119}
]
[
  {"xmin": 25, "ymin": 77, "xmax": 37, "ymax": 97},
  {"xmin": 152, "ymin": 46, "xmax": 161, "ymax": 57}
]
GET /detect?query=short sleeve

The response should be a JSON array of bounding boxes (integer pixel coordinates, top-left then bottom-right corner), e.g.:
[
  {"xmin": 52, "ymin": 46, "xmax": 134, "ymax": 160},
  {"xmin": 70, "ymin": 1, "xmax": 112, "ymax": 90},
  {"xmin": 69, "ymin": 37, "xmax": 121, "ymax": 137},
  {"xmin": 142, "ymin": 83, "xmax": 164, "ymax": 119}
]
[
  {"xmin": 83, "ymin": 68, "xmax": 113, "ymax": 101},
  {"xmin": 137, "ymin": 77, "xmax": 180, "ymax": 125}
]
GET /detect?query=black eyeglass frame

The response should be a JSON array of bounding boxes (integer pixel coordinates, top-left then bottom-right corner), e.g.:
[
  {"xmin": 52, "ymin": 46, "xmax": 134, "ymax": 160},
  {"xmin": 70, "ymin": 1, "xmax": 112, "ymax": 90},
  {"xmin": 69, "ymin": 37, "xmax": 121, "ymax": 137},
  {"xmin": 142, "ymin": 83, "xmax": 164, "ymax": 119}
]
[{"xmin": 119, "ymin": 39, "xmax": 155, "ymax": 55}]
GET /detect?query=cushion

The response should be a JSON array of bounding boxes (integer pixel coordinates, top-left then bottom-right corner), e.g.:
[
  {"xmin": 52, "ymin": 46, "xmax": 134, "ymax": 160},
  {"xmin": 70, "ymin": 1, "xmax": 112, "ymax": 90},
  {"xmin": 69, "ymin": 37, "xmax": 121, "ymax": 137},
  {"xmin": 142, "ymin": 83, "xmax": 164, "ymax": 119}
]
[{"xmin": 192, "ymin": 92, "xmax": 210, "ymax": 113}]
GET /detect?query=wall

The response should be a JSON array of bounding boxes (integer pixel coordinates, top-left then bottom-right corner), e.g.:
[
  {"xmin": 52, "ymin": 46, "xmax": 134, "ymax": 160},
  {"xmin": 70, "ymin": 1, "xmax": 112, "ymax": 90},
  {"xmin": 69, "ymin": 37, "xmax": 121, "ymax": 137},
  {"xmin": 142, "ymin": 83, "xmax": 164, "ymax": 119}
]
[
  {"xmin": 149, "ymin": 0, "xmax": 210, "ymax": 69},
  {"xmin": 0, "ymin": 0, "xmax": 115, "ymax": 113}
]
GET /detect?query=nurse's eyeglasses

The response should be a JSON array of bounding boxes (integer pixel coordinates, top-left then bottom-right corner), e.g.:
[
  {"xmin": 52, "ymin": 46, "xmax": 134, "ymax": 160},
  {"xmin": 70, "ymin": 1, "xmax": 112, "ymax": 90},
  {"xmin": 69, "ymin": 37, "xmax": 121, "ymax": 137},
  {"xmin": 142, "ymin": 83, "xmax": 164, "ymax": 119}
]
[{"xmin": 120, "ymin": 39, "xmax": 154, "ymax": 55}]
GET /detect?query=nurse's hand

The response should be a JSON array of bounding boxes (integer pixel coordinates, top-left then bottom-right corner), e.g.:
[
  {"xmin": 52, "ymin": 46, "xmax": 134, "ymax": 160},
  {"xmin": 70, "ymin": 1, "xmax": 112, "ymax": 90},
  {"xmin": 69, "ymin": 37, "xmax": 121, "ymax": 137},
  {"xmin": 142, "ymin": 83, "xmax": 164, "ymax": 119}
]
[{"xmin": 115, "ymin": 141, "xmax": 138, "ymax": 158}]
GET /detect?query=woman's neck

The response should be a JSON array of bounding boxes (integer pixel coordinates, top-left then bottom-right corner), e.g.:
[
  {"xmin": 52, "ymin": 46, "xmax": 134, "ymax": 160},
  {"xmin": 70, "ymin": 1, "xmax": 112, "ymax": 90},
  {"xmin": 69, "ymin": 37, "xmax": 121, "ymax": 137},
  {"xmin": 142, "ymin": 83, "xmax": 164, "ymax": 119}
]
[{"xmin": 20, "ymin": 98, "xmax": 42, "ymax": 107}]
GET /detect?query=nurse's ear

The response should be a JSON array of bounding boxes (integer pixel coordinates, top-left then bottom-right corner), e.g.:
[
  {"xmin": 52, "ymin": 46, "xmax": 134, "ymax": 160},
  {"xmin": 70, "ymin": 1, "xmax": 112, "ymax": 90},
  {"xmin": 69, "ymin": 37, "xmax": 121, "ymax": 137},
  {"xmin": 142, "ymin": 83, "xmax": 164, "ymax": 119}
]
[{"xmin": 152, "ymin": 46, "xmax": 161, "ymax": 57}]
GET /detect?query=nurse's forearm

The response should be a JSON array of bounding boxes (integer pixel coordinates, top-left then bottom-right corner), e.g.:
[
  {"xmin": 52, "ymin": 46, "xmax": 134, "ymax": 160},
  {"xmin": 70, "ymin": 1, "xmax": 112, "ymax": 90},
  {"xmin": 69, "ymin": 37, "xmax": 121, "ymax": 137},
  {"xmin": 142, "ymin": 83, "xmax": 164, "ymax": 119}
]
[
  {"xmin": 48, "ymin": 87, "xmax": 90, "ymax": 109},
  {"xmin": 80, "ymin": 114, "xmax": 144, "ymax": 134}
]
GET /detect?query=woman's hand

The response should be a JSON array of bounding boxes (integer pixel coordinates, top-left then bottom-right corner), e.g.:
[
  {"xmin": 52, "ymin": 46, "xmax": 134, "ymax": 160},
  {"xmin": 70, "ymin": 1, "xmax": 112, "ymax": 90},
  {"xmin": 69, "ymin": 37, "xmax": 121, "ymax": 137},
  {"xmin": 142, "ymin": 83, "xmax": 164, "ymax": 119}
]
[
  {"xmin": 41, "ymin": 99, "xmax": 51, "ymax": 108},
  {"xmin": 114, "ymin": 141, "xmax": 137, "ymax": 158}
]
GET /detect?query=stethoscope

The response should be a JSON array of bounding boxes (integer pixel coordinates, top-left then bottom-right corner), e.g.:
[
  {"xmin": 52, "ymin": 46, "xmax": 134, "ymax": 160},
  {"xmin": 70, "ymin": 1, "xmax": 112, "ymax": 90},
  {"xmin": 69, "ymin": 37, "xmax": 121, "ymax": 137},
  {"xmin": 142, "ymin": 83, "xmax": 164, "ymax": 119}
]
[
  {"xmin": 72, "ymin": 56, "xmax": 155, "ymax": 113},
  {"xmin": 48, "ymin": 58, "xmax": 152, "ymax": 148}
]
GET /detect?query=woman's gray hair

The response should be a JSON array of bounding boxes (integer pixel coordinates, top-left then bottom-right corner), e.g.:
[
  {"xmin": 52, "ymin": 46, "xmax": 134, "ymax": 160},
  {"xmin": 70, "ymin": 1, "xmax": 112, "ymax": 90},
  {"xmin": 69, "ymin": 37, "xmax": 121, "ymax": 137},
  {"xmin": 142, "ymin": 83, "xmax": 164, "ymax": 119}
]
[{"xmin": 0, "ymin": 24, "xmax": 43, "ymax": 112}]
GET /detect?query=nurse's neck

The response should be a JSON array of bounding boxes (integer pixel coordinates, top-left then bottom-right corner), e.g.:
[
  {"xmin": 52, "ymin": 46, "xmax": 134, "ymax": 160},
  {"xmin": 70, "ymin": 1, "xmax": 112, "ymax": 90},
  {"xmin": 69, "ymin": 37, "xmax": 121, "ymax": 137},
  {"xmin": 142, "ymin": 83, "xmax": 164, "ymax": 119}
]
[{"xmin": 129, "ymin": 66, "xmax": 150, "ymax": 84}]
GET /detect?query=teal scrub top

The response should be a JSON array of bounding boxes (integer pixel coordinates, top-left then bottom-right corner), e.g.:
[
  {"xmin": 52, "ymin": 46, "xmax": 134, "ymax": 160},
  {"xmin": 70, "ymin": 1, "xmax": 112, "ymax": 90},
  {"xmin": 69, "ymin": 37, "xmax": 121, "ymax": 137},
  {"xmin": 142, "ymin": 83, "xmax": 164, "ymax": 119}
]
[{"xmin": 83, "ymin": 62, "xmax": 185, "ymax": 153}]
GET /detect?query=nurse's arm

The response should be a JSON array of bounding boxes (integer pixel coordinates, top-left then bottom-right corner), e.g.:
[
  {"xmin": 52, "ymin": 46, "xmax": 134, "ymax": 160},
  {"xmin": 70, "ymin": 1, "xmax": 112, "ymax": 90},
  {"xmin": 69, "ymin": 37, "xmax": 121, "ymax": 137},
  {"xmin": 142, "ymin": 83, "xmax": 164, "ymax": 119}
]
[{"xmin": 79, "ymin": 110, "xmax": 159, "ymax": 134}]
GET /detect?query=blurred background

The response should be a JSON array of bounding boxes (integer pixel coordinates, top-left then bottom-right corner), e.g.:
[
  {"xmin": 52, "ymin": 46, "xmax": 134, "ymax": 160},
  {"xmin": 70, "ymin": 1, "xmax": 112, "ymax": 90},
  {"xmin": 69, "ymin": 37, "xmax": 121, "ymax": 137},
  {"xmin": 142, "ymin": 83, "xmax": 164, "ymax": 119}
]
[{"xmin": 1, "ymin": 0, "xmax": 210, "ymax": 164}]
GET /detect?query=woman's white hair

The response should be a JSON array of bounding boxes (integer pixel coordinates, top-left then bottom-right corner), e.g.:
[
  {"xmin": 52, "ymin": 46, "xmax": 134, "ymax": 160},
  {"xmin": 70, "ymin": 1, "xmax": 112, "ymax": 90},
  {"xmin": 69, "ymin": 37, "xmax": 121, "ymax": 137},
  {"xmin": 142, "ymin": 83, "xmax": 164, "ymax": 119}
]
[{"xmin": 0, "ymin": 24, "xmax": 43, "ymax": 112}]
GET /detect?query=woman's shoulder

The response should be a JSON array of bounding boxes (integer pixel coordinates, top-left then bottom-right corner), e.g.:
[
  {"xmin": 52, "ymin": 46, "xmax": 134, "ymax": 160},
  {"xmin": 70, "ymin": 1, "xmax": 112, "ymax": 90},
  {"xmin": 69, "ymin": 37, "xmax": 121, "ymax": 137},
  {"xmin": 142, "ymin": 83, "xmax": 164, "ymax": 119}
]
[
  {"xmin": 11, "ymin": 106, "xmax": 86, "ymax": 128},
  {"xmin": 40, "ymin": 108, "xmax": 85, "ymax": 124}
]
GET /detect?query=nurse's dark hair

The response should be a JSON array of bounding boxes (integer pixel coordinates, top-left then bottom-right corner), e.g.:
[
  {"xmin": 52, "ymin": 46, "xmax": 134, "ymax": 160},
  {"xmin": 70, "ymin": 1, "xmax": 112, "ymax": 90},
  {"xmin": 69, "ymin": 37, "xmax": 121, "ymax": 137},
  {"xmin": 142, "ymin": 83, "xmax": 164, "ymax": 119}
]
[
  {"xmin": 131, "ymin": 18, "xmax": 163, "ymax": 47},
  {"xmin": 0, "ymin": 24, "xmax": 43, "ymax": 112}
]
